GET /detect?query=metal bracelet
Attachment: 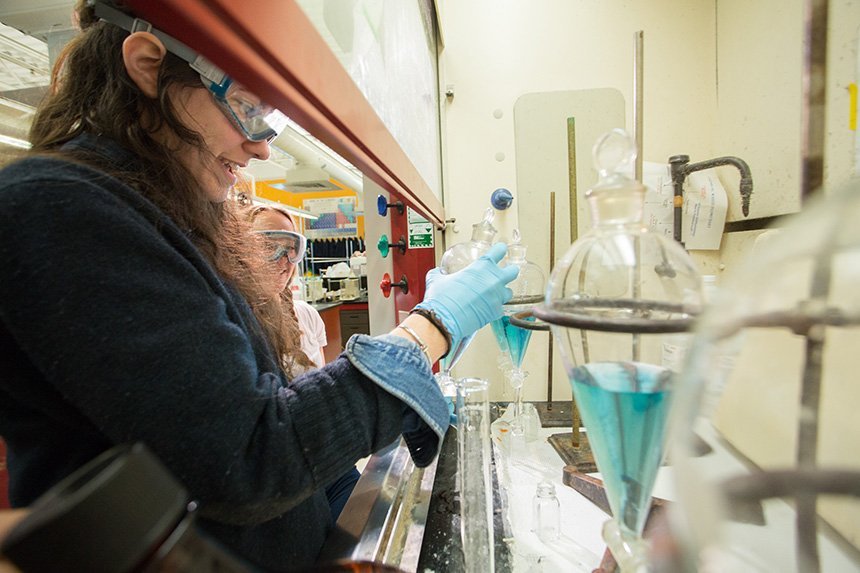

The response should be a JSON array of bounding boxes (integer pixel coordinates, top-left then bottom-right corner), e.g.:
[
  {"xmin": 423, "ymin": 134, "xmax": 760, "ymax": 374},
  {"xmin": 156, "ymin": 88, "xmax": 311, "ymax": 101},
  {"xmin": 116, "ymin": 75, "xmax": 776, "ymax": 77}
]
[{"xmin": 396, "ymin": 324, "xmax": 433, "ymax": 366}]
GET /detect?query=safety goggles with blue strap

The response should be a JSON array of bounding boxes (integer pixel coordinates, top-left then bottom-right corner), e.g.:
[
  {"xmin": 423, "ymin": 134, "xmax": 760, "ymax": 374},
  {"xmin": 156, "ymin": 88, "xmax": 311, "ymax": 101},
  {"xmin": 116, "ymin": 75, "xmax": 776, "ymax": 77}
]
[{"xmin": 93, "ymin": 1, "xmax": 288, "ymax": 142}]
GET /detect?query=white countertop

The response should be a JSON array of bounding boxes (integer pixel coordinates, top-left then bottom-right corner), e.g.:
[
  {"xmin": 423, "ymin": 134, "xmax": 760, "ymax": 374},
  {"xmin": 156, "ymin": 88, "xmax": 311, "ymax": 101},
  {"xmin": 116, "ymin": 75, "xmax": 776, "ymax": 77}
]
[
  {"xmin": 493, "ymin": 409, "xmax": 860, "ymax": 573},
  {"xmin": 493, "ymin": 414, "xmax": 613, "ymax": 572}
]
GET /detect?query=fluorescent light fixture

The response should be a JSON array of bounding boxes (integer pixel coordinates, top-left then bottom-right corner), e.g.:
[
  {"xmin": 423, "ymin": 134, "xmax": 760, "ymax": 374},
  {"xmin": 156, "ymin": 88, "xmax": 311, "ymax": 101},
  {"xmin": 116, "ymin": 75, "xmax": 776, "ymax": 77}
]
[
  {"xmin": 251, "ymin": 195, "xmax": 319, "ymax": 220},
  {"xmin": 0, "ymin": 134, "xmax": 30, "ymax": 149}
]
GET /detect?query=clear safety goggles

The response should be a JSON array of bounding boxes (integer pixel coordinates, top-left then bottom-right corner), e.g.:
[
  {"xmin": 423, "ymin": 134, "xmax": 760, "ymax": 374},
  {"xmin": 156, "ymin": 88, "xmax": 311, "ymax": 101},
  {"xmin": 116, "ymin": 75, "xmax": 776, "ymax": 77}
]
[
  {"xmin": 254, "ymin": 230, "xmax": 307, "ymax": 264},
  {"xmin": 94, "ymin": 0, "xmax": 288, "ymax": 142},
  {"xmin": 200, "ymin": 76, "xmax": 288, "ymax": 142}
]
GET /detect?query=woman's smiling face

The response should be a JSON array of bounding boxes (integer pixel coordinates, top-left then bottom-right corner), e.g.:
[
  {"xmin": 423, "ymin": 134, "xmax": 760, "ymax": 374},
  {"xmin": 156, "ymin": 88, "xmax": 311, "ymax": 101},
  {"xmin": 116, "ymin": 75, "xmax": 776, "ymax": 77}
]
[{"xmin": 168, "ymin": 85, "xmax": 272, "ymax": 203}]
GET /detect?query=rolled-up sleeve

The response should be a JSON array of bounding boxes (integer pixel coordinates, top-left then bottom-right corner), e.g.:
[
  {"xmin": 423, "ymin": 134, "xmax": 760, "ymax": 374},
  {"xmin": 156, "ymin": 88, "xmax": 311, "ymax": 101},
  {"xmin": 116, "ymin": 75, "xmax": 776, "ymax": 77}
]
[{"xmin": 345, "ymin": 334, "xmax": 449, "ymax": 466}]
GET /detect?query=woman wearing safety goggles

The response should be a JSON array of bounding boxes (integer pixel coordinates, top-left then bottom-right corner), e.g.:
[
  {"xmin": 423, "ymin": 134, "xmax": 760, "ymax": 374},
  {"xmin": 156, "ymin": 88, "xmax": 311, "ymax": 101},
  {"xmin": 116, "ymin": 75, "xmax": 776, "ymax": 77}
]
[
  {"xmin": 0, "ymin": 1, "xmax": 518, "ymax": 572},
  {"xmin": 255, "ymin": 229, "xmax": 307, "ymax": 267},
  {"xmin": 248, "ymin": 204, "xmax": 362, "ymax": 525}
]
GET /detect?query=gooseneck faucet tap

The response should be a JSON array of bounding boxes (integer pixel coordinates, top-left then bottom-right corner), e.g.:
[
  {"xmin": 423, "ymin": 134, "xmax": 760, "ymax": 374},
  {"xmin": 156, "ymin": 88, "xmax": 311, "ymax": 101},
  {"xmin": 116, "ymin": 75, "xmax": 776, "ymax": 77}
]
[{"xmin": 668, "ymin": 154, "xmax": 754, "ymax": 245}]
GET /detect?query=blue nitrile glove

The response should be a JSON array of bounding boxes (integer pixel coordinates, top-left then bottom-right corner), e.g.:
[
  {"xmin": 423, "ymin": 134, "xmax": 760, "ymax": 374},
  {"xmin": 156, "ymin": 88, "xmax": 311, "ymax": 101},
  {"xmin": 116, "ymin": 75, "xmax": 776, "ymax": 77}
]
[{"xmin": 415, "ymin": 242, "xmax": 519, "ymax": 351}]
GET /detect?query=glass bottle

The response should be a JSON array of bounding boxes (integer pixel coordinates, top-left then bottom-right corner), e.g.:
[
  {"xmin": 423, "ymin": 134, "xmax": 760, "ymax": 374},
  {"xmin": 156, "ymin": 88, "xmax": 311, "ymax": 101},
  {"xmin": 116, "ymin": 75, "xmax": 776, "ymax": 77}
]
[{"xmin": 532, "ymin": 480, "xmax": 560, "ymax": 543}]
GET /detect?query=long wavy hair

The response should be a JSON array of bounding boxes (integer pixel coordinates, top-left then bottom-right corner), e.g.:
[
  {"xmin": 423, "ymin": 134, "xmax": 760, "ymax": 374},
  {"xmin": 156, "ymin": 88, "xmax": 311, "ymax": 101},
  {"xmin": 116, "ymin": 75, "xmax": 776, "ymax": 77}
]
[
  {"xmin": 27, "ymin": 0, "xmax": 308, "ymax": 377},
  {"xmin": 242, "ymin": 200, "xmax": 315, "ymax": 372}
]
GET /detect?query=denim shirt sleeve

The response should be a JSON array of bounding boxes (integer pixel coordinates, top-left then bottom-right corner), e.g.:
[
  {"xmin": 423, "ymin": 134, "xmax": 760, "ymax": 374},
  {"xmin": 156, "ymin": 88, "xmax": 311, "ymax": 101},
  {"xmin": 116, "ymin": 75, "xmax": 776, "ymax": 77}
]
[{"xmin": 345, "ymin": 334, "xmax": 448, "ymax": 467}]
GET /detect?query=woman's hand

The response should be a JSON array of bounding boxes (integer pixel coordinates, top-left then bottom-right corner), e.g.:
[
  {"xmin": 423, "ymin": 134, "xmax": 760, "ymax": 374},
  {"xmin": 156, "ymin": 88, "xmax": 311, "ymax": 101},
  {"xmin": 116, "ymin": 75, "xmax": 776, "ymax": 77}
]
[{"xmin": 415, "ymin": 242, "xmax": 519, "ymax": 348}]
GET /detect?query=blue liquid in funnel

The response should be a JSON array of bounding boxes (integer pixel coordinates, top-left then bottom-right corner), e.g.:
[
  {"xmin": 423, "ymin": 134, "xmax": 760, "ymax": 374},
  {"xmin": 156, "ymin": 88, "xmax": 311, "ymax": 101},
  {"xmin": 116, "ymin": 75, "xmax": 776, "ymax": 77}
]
[
  {"xmin": 491, "ymin": 315, "xmax": 534, "ymax": 368},
  {"xmin": 570, "ymin": 361, "xmax": 673, "ymax": 537},
  {"xmin": 439, "ymin": 333, "xmax": 476, "ymax": 372}
]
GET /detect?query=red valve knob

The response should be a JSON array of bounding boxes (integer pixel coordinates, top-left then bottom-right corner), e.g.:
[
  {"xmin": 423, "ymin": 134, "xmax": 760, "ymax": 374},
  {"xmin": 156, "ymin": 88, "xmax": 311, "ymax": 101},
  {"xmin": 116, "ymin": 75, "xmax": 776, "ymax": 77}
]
[{"xmin": 379, "ymin": 273, "xmax": 408, "ymax": 298}]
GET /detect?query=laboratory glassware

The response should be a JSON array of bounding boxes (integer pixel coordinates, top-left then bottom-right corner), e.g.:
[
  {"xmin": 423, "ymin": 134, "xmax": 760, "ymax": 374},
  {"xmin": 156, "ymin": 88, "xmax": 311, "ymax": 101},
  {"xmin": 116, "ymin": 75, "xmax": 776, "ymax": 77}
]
[
  {"xmin": 532, "ymin": 480, "xmax": 561, "ymax": 544},
  {"xmin": 436, "ymin": 208, "xmax": 498, "ymax": 396},
  {"xmin": 457, "ymin": 377, "xmax": 495, "ymax": 573},
  {"xmin": 666, "ymin": 176, "xmax": 860, "ymax": 572},
  {"xmin": 489, "ymin": 229, "xmax": 545, "ymax": 434},
  {"xmin": 534, "ymin": 129, "xmax": 703, "ymax": 571}
]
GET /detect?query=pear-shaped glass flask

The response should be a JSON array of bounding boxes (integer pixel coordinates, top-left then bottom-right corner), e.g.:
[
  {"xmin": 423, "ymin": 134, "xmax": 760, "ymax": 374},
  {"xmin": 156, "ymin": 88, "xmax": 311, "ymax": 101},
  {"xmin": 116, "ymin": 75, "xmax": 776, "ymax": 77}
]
[
  {"xmin": 534, "ymin": 129, "xmax": 703, "ymax": 570},
  {"xmin": 490, "ymin": 229, "xmax": 545, "ymax": 433},
  {"xmin": 667, "ymin": 178, "xmax": 860, "ymax": 573},
  {"xmin": 436, "ymin": 208, "xmax": 498, "ymax": 395}
]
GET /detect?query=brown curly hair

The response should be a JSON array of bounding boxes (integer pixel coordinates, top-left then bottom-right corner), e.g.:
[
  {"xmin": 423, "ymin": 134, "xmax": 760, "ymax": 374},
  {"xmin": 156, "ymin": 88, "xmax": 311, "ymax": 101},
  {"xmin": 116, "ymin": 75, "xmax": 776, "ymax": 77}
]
[{"xmin": 27, "ymin": 0, "xmax": 310, "ymax": 376}]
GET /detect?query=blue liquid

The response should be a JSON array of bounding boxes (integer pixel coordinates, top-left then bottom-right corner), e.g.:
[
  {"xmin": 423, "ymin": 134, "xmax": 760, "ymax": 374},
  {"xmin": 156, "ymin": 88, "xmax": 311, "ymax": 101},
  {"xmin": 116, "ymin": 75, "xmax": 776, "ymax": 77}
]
[
  {"xmin": 491, "ymin": 315, "xmax": 534, "ymax": 368},
  {"xmin": 569, "ymin": 361, "xmax": 673, "ymax": 537},
  {"xmin": 439, "ymin": 333, "xmax": 476, "ymax": 372}
]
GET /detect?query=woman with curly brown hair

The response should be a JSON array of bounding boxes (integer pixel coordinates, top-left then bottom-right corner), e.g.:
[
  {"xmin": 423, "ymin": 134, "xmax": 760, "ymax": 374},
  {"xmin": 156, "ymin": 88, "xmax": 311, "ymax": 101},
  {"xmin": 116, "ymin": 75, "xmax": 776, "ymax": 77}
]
[{"xmin": 0, "ymin": 1, "xmax": 517, "ymax": 570}]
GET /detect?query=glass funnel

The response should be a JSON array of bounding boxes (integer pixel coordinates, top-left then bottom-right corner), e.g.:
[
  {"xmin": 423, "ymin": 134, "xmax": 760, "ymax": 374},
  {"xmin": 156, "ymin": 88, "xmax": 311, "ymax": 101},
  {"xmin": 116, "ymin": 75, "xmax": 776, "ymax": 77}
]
[
  {"xmin": 490, "ymin": 229, "xmax": 545, "ymax": 434},
  {"xmin": 437, "ymin": 208, "xmax": 498, "ymax": 396},
  {"xmin": 535, "ymin": 129, "xmax": 703, "ymax": 570},
  {"xmin": 665, "ymin": 178, "xmax": 860, "ymax": 572}
]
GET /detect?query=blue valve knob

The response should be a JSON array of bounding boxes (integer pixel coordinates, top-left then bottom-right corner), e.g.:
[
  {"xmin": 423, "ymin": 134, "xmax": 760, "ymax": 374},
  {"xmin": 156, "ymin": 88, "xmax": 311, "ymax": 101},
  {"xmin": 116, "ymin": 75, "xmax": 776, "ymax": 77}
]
[
  {"xmin": 377, "ymin": 195, "xmax": 405, "ymax": 216},
  {"xmin": 491, "ymin": 188, "xmax": 513, "ymax": 210}
]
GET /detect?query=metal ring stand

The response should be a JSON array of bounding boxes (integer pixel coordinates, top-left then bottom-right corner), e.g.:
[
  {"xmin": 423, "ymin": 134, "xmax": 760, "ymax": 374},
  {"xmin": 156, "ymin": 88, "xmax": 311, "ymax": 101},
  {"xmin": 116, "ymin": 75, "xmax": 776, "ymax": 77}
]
[{"xmin": 510, "ymin": 299, "xmax": 699, "ymax": 334}]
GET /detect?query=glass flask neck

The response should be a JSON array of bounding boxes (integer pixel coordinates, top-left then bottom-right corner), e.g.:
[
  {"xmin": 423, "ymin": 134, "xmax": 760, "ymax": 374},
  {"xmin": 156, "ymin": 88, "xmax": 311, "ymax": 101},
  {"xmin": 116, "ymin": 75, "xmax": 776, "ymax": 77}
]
[
  {"xmin": 471, "ymin": 223, "xmax": 497, "ymax": 245},
  {"xmin": 470, "ymin": 207, "xmax": 498, "ymax": 245},
  {"xmin": 535, "ymin": 481, "xmax": 557, "ymax": 498},
  {"xmin": 507, "ymin": 242, "xmax": 527, "ymax": 263},
  {"xmin": 587, "ymin": 183, "xmax": 646, "ymax": 229}
]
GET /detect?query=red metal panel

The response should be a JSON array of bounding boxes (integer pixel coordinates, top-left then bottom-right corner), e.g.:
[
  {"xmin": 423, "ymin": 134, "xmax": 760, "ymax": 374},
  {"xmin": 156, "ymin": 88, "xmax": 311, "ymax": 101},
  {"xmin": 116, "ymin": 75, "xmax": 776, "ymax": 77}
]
[
  {"xmin": 125, "ymin": 0, "xmax": 445, "ymax": 228},
  {"xmin": 388, "ymin": 207, "xmax": 435, "ymax": 317}
]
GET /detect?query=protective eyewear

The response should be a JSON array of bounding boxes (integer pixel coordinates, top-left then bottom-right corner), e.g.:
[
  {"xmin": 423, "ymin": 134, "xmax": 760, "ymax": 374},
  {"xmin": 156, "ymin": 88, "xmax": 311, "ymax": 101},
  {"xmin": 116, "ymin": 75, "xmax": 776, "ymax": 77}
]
[
  {"xmin": 199, "ymin": 76, "xmax": 288, "ymax": 143},
  {"xmin": 254, "ymin": 230, "xmax": 307, "ymax": 264},
  {"xmin": 93, "ymin": 1, "xmax": 288, "ymax": 142}
]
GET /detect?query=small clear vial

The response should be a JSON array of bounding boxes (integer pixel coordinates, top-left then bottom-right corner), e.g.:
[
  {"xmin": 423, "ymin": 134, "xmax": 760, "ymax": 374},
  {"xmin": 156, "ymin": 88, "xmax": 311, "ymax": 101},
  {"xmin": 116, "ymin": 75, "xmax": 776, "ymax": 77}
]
[{"xmin": 532, "ymin": 480, "xmax": 560, "ymax": 543}]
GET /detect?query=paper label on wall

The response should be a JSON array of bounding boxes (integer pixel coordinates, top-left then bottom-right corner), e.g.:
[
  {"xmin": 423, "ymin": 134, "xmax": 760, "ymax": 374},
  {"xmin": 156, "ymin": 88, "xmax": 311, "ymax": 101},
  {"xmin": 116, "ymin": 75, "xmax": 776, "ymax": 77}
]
[
  {"xmin": 682, "ymin": 169, "xmax": 728, "ymax": 250},
  {"xmin": 641, "ymin": 162, "xmax": 675, "ymax": 239},
  {"xmin": 640, "ymin": 163, "xmax": 727, "ymax": 250},
  {"xmin": 407, "ymin": 207, "xmax": 434, "ymax": 248}
]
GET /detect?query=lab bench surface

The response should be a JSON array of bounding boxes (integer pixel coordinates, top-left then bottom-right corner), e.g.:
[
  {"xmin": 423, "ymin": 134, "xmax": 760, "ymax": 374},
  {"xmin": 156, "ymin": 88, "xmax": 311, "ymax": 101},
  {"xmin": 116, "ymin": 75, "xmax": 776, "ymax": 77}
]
[{"xmin": 317, "ymin": 402, "xmax": 607, "ymax": 572}]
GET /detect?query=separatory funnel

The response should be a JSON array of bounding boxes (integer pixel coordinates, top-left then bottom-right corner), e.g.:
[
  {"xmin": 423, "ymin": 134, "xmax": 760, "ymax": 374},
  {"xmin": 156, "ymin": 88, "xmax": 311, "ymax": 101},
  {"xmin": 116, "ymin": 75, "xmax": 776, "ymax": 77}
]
[
  {"xmin": 436, "ymin": 208, "xmax": 498, "ymax": 396},
  {"xmin": 533, "ymin": 129, "xmax": 703, "ymax": 570},
  {"xmin": 490, "ymin": 229, "xmax": 545, "ymax": 434}
]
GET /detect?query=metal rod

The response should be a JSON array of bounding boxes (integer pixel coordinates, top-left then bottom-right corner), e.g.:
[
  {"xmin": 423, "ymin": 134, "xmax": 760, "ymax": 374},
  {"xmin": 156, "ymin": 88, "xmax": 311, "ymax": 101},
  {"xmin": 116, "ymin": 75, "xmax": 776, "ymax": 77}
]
[
  {"xmin": 796, "ymin": 0, "xmax": 830, "ymax": 570},
  {"xmin": 633, "ymin": 30, "xmax": 644, "ymax": 183},
  {"xmin": 800, "ymin": 0, "xmax": 828, "ymax": 202},
  {"xmin": 567, "ymin": 118, "xmax": 578, "ymax": 243},
  {"xmin": 547, "ymin": 192, "xmax": 556, "ymax": 406}
]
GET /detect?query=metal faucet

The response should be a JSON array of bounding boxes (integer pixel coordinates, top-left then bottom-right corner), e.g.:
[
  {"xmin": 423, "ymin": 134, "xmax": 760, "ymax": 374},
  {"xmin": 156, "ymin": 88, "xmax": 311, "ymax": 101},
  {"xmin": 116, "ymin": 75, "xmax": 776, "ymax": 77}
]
[{"xmin": 668, "ymin": 154, "xmax": 754, "ymax": 245}]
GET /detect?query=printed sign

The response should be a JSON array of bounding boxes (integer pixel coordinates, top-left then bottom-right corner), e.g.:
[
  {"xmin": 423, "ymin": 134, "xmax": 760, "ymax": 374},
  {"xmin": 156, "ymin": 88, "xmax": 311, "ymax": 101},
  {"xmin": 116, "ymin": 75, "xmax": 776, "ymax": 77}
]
[{"xmin": 407, "ymin": 207, "xmax": 434, "ymax": 249}]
